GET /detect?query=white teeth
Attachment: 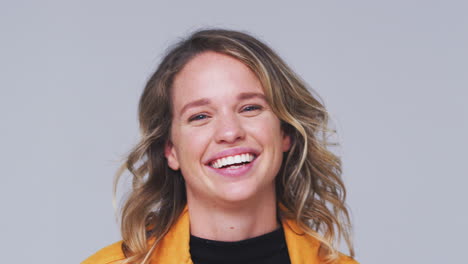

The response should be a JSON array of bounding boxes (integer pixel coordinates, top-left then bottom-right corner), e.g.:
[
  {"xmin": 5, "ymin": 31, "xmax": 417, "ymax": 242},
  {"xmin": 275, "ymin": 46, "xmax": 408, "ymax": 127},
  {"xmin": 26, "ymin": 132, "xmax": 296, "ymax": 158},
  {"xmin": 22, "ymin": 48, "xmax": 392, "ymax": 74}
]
[
  {"xmin": 210, "ymin": 153, "xmax": 255, "ymax": 169},
  {"xmin": 215, "ymin": 160, "xmax": 222, "ymax": 169}
]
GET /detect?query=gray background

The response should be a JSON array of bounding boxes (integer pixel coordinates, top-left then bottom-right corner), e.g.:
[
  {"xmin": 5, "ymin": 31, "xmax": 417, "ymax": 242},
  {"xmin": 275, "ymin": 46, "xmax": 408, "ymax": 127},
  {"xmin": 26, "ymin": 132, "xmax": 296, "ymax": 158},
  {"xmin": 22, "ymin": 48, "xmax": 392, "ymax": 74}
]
[{"xmin": 1, "ymin": 0, "xmax": 467, "ymax": 263}]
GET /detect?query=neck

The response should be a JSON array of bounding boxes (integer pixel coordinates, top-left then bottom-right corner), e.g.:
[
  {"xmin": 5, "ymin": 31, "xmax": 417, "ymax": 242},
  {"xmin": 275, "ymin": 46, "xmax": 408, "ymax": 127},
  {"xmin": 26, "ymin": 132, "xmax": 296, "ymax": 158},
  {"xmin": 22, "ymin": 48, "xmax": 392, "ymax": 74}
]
[{"xmin": 187, "ymin": 191, "xmax": 279, "ymax": 242}]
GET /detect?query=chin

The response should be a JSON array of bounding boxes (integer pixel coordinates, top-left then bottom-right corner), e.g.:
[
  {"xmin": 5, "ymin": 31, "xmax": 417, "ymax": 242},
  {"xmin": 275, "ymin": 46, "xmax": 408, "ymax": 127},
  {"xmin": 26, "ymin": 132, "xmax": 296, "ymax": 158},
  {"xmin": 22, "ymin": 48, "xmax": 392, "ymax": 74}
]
[
  {"xmin": 215, "ymin": 183, "xmax": 274, "ymax": 205},
  {"xmin": 217, "ymin": 191, "xmax": 255, "ymax": 203}
]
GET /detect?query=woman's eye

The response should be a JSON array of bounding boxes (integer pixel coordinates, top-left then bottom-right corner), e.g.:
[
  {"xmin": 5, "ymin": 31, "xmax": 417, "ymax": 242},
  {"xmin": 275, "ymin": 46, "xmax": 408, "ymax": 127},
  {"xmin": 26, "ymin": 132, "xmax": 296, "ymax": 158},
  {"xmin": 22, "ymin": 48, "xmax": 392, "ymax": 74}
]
[
  {"xmin": 188, "ymin": 114, "xmax": 208, "ymax": 122},
  {"xmin": 242, "ymin": 105, "xmax": 262, "ymax": 112}
]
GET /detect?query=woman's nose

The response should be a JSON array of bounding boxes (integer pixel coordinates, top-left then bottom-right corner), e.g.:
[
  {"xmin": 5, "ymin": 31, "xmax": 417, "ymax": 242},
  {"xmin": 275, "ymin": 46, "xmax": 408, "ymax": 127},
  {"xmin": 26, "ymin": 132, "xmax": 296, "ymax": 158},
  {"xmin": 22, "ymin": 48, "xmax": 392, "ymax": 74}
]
[{"xmin": 213, "ymin": 113, "xmax": 246, "ymax": 144}]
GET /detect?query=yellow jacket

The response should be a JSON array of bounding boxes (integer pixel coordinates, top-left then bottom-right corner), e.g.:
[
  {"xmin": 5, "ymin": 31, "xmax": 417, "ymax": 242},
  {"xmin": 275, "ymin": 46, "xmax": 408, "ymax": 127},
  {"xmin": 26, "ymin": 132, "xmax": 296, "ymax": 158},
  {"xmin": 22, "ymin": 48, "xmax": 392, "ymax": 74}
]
[{"xmin": 82, "ymin": 207, "xmax": 358, "ymax": 264}]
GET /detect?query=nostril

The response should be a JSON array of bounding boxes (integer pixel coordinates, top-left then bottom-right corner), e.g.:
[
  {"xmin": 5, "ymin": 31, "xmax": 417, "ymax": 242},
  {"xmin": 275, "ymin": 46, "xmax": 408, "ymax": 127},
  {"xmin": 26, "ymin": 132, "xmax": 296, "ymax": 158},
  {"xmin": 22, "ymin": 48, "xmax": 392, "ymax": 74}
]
[{"xmin": 213, "ymin": 119, "xmax": 246, "ymax": 144}]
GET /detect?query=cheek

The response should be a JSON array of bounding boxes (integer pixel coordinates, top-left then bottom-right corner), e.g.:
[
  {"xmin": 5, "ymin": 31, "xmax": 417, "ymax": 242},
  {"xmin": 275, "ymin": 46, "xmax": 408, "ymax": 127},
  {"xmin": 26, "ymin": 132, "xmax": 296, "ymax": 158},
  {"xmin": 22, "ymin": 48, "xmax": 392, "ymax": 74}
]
[
  {"xmin": 248, "ymin": 115, "xmax": 283, "ymax": 143},
  {"xmin": 175, "ymin": 127, "xmax": 211, "ymax": 168}
]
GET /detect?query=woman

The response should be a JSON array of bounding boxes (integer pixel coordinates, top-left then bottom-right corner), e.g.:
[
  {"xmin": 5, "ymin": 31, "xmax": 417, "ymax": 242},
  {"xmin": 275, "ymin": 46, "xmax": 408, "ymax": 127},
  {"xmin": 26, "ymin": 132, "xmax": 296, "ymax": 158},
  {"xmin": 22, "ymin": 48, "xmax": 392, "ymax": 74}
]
[{"xmin": 83, "ymin": 29, "xmax": 358, "ymax": 264}]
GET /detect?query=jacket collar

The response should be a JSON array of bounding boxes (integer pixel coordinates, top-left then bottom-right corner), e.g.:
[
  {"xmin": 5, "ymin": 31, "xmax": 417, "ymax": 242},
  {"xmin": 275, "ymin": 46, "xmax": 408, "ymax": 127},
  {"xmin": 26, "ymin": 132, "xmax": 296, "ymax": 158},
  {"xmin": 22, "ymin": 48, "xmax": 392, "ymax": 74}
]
[{"xmin": 150, "ymin": 206, "xmax": 321, "ymax": 264}]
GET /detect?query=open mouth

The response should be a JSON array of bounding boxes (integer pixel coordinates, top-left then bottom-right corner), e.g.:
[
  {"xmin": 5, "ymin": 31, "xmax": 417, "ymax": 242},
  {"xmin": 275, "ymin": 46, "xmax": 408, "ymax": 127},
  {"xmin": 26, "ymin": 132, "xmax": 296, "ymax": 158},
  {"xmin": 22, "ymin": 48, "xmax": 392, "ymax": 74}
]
[{"xmin": 209, "ymin": 153, "xmax": 257, "ymax": 169}]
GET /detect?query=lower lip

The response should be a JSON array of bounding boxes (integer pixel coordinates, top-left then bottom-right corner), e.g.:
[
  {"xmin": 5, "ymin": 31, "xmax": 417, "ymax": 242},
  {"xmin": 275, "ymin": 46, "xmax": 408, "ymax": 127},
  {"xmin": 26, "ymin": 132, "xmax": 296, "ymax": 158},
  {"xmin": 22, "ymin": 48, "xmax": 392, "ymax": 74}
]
[{"xmin": 206, "ymin": 157, "xmax": 257, "ymax": 177}]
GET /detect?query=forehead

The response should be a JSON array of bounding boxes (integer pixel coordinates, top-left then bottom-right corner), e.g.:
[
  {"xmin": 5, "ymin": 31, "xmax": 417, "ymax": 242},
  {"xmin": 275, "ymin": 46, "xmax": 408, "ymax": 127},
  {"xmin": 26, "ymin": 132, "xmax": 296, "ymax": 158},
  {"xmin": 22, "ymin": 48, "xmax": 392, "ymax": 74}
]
[{"xmin": 171, "ymin": 52, "xmax": 264, "ymax": 109}]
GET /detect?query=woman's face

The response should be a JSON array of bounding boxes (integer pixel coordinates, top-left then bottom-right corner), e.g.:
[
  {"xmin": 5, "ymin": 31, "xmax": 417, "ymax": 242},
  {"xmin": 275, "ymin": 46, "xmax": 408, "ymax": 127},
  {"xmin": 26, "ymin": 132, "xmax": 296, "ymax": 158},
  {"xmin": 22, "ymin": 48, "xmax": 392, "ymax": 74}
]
[{"xmin": 165, "ymin": 52, "xmax": 290, "ymax": 205}]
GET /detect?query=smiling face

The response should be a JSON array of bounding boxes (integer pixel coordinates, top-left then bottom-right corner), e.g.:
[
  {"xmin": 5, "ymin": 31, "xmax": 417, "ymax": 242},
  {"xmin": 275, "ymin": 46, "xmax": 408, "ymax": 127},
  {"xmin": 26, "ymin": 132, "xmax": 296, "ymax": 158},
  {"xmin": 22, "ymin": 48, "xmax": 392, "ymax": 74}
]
[{"xmin": 165, "ymin": 52, "xmax": 290, "ymax": 206}]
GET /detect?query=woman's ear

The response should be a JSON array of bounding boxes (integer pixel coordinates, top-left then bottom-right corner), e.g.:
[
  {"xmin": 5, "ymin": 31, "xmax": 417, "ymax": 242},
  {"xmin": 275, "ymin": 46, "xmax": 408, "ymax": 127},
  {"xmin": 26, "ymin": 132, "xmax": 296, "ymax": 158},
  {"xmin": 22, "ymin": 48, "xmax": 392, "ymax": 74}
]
[
  {"xmin": 164, "ymin": 141, "xmax": 180, "ymax": 170},
  {"xmin": 281, "ymin": 122, "xmax": 292, "ymax": 152}
]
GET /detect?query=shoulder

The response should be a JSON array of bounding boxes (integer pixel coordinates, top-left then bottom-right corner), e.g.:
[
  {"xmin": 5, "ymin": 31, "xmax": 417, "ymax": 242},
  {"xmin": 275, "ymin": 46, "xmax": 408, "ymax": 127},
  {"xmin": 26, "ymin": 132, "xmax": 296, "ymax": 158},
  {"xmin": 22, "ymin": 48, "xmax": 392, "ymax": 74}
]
[
  {"xmin": 282, "ymin": 218, "xmax": 359, "ymax": 264},
  {"xmin": 81, "ymin": 241, "xmax": 126, "ymax": 264},
  {"xmin": 338, "ymin": 253, "xmax": 360, "ymax": 264}
]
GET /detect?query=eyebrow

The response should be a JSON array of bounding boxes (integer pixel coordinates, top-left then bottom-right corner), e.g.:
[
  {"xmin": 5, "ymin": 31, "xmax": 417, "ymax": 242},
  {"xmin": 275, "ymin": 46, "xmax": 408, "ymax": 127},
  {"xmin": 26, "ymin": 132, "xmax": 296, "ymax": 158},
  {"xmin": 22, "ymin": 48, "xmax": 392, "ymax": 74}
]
[
  {"xmin": 180, "ymin": 98, "xmax": 211, "ymax": 116},
  {"xmin": 179, "ymin": 92, "xmax": 267, "ymax": 116},
  {"xmin": 237, "ymin": 92, "xmax": 266, "ymax": 101}
]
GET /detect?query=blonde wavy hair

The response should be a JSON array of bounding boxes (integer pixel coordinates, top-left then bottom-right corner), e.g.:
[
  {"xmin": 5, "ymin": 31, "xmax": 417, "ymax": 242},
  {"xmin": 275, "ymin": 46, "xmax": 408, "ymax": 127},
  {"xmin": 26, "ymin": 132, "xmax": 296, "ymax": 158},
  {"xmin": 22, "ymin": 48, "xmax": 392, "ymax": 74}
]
[{"xmin": 115, "ymin": 29, "xmax": 354, "ymax": 263}]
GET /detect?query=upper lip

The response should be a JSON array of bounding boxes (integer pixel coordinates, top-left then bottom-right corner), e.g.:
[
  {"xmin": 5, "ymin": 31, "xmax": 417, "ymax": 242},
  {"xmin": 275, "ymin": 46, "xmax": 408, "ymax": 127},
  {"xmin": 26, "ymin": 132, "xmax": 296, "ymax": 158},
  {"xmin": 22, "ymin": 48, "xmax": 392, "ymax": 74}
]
[{"xmin": 204, "ymin": 147, "xmax": 260, "ymax": 165}]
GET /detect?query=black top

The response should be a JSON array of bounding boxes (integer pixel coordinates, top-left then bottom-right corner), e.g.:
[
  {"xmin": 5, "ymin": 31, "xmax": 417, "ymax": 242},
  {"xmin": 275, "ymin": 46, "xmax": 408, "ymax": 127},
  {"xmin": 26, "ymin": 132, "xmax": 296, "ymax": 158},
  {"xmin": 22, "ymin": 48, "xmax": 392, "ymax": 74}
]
[{"xmin": 189, "ymin": 226, "xmax": 291, "ymax": 264}]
